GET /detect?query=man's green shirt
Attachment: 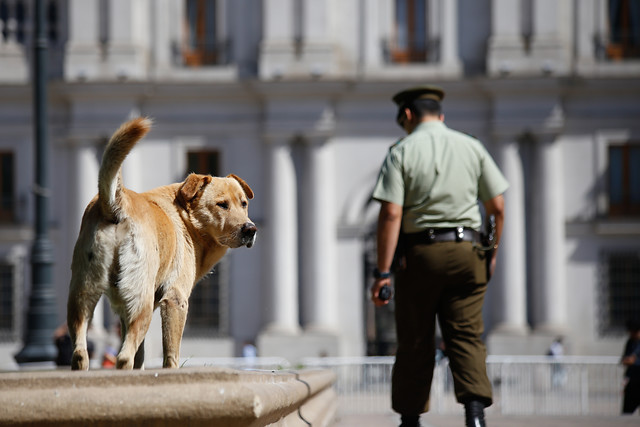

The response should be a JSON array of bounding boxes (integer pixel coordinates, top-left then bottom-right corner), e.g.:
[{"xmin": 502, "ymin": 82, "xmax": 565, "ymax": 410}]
[{"xmin": 372, "ymin": 121, "xmax": 509, "ymax": 233}]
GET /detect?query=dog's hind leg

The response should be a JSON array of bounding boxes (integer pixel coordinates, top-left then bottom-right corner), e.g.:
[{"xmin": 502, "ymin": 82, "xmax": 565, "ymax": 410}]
[
  {"xmin": 133, "ymin": 339, "xmax": 145, "ymax": 369},
  {"xmin": 117, "ymin": 302, "xmax": 153, "ymax": 369},
  {"xmin": 67, "ymin": 277, "xmax": 103, "ymax": 370},
  {"xmin": 159, "ymin": 288, "xmax": 189, "ymax": 368},
  {"xmin": 118, "ymin": 322, "xmax": 145, "ymax": 369}
]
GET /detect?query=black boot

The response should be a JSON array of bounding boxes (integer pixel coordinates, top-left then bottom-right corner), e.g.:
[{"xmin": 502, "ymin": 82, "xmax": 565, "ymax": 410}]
[
  {"xmin": 464, "ymin": 400, "xmax": 486, "ymax": 427},
  {"xmin": 399, "ymin": 414, "xmax": 421, "ymax": 427}
]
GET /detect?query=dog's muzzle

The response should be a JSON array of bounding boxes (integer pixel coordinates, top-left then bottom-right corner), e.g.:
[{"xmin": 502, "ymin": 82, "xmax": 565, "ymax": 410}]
[{"xmin": 242, "ymin": 222, "xmax": 257, "ymax": 248}]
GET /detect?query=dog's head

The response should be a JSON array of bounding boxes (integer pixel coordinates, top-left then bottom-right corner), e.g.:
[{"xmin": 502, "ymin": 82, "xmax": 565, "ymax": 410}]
[{"xmin": 178, "ymin": 173, "xmax": 257, "ymax": 248}]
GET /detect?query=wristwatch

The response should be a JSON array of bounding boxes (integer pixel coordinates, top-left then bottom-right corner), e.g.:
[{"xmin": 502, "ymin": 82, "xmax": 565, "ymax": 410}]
[{"xmin": 373, "ymin": 268, "xmax": 391, "ymax": 279}]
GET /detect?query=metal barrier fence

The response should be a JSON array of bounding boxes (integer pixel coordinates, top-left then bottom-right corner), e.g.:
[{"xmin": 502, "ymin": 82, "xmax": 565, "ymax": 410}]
[{"xmin": 301, "ymin": 356, "xmax": 625, "ymax": 416}]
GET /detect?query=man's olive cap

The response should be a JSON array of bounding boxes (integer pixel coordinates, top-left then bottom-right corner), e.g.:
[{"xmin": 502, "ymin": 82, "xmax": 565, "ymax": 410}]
[{"xmin": 392, "ymin": 85, "xmax": 445, "ymax": 106}]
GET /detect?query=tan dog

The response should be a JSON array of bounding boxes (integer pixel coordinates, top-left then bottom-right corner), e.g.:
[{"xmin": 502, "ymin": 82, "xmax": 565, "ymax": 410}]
[{"xmin": 67, "ymin": 117, "xmax": 256, "ymax": 370}]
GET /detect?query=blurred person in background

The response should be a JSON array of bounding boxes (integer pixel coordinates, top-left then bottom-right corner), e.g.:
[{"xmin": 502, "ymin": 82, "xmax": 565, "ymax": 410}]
[{"xmin": 621, "ymin": 319, "xmax": 640, "ymax": 414}]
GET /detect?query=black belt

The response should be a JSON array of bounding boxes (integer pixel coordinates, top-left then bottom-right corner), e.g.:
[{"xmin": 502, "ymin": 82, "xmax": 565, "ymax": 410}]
[{"xmin": 403, "ymin": 227, "xmax": 480, "ymax": 246}]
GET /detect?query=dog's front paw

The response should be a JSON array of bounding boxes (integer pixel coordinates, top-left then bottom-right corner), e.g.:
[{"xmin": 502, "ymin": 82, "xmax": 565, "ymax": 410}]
[
  {"xmin": 71, "ymin": 350, "xmax": 90, "ymax": 370},
  {"xmin": 116, "ymin": 355, "xmax": 134, "ymax": 369}
]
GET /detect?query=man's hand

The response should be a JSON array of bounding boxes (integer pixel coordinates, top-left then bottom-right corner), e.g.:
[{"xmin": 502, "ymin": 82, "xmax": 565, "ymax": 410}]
[
  {"xmin": 488, "ymin": 256, "xmax": 497, "ymax": 280},
  {"xmin": 371, "ymin": 277, "xmax": 392, "ymax": 307},
  {"xmin": 622, "ymin": 354, "xmax": 637, "ymax": 366}
]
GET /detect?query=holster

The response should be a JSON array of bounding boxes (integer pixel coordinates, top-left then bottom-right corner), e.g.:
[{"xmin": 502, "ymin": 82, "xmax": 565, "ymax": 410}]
[{"xmin": 479, "ymin": 215, "xmax": 496, "ymax": 282}]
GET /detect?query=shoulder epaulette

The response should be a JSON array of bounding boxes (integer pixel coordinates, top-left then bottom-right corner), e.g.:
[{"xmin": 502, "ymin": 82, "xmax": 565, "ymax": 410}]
[{"xmin": 389, "ymin": 137, "xmax": 404, "ymax": 151}]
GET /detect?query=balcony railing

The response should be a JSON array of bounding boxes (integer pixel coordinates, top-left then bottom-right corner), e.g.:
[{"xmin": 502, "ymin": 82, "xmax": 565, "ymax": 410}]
[
  {"xmin": 176, "ymin": 39, "xmax": 232, "ymax": 67},
  {"xmin": 382, "ymin": 37, "xmax": 440, "ymax": 65},
  {"xmin": 0, "ymin": 0, "xmax": 66, "ymax": 79},
  {"xmin": 595, "ymin": 32, "xmax": 640, "ymax": 61}
]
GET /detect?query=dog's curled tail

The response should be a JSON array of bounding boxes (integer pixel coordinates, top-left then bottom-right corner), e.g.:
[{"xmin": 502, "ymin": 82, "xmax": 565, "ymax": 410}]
[{"xmin": 98, "ymin": 117, "xmax": 152, "ymax": 222}]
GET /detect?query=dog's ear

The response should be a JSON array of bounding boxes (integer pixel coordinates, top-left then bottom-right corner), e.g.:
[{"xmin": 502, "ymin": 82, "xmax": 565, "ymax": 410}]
[
  {"xmin": 178, "ymin": 173, "xmax": 212, "ymax": 208},
  {"xmin": 227, "ymin": 174, "xmax": 254, "ymax": 200}
]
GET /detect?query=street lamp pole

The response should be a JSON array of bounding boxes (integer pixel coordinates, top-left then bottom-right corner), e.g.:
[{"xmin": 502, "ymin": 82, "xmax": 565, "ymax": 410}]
[{"xmin": 14, "ymin": 0, "xmax": 58, "ymax": 364}]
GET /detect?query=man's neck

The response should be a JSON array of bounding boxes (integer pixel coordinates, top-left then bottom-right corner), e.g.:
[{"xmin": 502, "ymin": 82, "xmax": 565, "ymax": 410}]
[{"xmin": 407, "ymin": 115, "xmax": 442, "ymax": 134}]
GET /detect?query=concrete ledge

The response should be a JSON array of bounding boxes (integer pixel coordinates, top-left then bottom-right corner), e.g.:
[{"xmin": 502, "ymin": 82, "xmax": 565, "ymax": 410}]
[{"xmin": 0, "ymin": 367, "xmax": 337, "ymax": 426}]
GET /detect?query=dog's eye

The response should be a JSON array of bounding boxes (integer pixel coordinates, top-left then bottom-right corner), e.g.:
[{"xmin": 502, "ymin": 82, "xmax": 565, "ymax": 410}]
[
  {"xmin": 217, "ymin": 202, "xmax": 229, "ymax": 210},
  {"xmin": 241, "ymin": 201, "xmax": 248, "ymax": 208}
]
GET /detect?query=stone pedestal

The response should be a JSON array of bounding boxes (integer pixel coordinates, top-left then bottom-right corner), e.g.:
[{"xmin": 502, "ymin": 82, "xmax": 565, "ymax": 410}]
[{"xmin": 0, "ymin": 367, "xmax": 337, "ymax": 426}]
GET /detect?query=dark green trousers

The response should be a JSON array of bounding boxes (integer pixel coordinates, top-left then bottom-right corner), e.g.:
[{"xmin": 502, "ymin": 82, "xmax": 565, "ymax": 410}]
[{"xmin": 391, "ymin": 241, "xmax": 493, "ymax": 415}]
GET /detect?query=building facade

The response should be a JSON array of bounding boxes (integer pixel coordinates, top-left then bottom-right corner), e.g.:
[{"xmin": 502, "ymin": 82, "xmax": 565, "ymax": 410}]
[{"xmin": 0, "ymin": 0, "xmax": 639, "ymax": 368}]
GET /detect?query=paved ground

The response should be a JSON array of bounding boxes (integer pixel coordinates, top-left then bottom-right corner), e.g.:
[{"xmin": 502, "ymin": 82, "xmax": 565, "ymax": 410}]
[{"xmin": 331, "ymin": 413, "xmax": 640, "ymax": 427}]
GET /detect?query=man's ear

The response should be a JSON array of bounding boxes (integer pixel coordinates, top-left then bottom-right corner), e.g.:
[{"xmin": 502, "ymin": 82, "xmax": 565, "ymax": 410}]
[
  {"xmin": 227, "ymin": 174, "xmax": 254, "ymax": 200},
  {"xmin": 404, "ymin": 107, "xmax": 415, "ymax": 124},
  {"xmin": 178, "ymin": 173, "xmax": 212, "ymax": 208}
]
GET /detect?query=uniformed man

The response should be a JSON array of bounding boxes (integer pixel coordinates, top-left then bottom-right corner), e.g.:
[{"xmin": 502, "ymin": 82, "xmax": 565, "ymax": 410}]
[{"xmin": 371, "ymin": 86, "xmax": 508, "ymax": 427}]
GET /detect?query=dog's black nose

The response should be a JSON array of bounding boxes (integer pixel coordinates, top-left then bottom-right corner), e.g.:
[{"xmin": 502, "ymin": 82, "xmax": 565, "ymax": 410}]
[
  {"xmin": 242, "ymin": 222, "xmax": 257, "ymax": 237},
  {"xmin": 242, "ymin": 222, "xmax": 257, "ymax": 248}
]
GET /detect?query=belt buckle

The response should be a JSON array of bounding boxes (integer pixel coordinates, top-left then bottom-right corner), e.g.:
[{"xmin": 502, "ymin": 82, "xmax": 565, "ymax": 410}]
[{"xmin": 456, "ymin": 226, "xmax": 464, "ymax": 242}]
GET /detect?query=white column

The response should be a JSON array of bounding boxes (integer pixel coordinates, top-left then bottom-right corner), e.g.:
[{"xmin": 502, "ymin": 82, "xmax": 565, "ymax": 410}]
[
  {"xmin": 487, "ymin": 0, "xmax": 526, "ymax": 76},
  {"xmin": 64, "ymin": 0, "xmax": 102, "ymax": 81},
  {"xmin": 263, "ymin": 0, "xmax": 294, "ymax": 40},
  {"xmin": 303, "ymin": 0, "xmax": 327, "ymax": 41},
  {"xmin": 576, "ymin": 0, "xmax": 596, "ymax": 70},
  {"xmin": 300, "ymin": 0, "xmax": 337, "ymax": 76},
  {"xmin": 263, "ymin": 142, "xmax": 300, "ymax": 334},
  {"xmin": 493, "ymin": 140, "xmax": 528, "ymax": 334},
  {"xmin": 362, "ymin": 0, "xmax": 382, "ymax": 69},
  {"xmin": 301, "ymin": 140, "xmax": 338, "ymax": 332},
  {"xmin": 531, "ymin": 137, "xmax": 567, "ymax": 333},
  {"xmin": 150, "ymin": 0, "xmax": 172, "ymax": 77},
  {"xmin": 529, "ymin": 0, "xmax": 571, "ymax": 75},
  {"xmin": 74, "ymin": 145, "xmax": 100, "ymax": 234},
  {"xmin": 106, "ymin": 0, "xmax": 149, "ymax": 80},
  {"xmin": 439, "ymin": 0, "xmax": 462, "ymax": 74},
  {"xmin": 259, "ymin": 0, "xmax": 295, "ymax": 79}
]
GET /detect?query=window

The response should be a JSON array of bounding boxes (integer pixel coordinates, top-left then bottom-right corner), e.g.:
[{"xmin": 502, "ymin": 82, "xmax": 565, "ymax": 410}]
[
  {"xmin": 0, "ymin": 0, "xmax": 25, "ymax": 44},
  {"xmin": 599, "ymin": 251, "xmax": 640, "ymax": 334},
  {"xmin": 390, "ymin": 0, "xmax": 428, "ymax": 63},
  {"xmin": 185, "ymin": 270, "xmax": 228, "ymax": 336},
  {"xmin": 0, "ymin": 263, "xmax": 16, "ymax": 341},
  {"xmin": 184, "ymin": 150, "xmax": 228, "ymax": 335},
  {"xmin": 183, "ymin": 0, "xmax": 228, "ymax": 66},
  {"xmin": 47, "ymin": 0, "xmax": 58, "ymax": 42},
  {"xmin": 0, "ymin": 152, "xmax": 14, "ymax": 222},
  {"xmin": 609, "ymin": 144, "xmax": 640, "ymax": 216},
  {"xmin": 0, "ymin": 1, "xmax": 59, "ymax": 44},
  {"xmin": 607, "ymin": 0, "xmax": 640, "ymax": 60},
  {"xmin": 187, "ymin": 150, "xmax": 220, "ymax": 177},
  {"xmin": 0, "ymin": 1, "xmax": 66, "ymax": 78}
]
